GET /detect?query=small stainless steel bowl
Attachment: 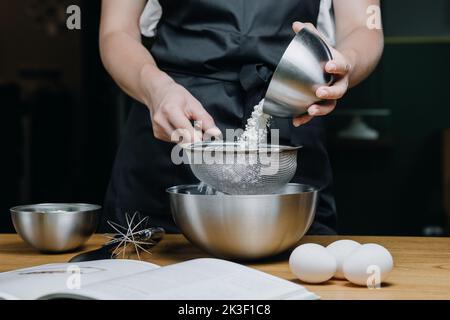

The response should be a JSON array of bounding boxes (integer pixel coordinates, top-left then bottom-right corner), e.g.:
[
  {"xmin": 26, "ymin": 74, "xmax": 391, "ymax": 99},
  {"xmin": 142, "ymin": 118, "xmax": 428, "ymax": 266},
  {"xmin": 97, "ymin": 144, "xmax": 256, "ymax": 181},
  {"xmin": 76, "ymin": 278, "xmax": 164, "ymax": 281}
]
[
  {"xmin": 167, "ymin": 184, "xmax": 318, "ymax": 260},
  {"xmin": 263, "ymin": 28, "xmax": 334, "ymax": 118},
  {"xmin": 10, "ymin": 203, "xmax": 100, "ymax": 253}
]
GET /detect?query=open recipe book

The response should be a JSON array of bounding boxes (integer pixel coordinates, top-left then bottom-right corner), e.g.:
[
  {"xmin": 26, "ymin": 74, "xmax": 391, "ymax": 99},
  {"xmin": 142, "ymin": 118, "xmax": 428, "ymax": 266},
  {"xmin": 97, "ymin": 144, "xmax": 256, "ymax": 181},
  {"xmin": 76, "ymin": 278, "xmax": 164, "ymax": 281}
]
[{"xmin": 0, "ymin": 258, "xmax": 319, "ymax": 300}]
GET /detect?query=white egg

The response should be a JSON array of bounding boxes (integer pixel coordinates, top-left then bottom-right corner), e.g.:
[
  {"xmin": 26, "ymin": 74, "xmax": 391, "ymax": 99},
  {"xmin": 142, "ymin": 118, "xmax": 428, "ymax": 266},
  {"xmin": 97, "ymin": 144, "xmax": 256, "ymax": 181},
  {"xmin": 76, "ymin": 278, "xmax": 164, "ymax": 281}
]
[
  {"xmin": 289, "ymin": 243, "xmax": 337, "ymax": 284},
  {"xmin": 326, "ymin": 239, "xmax": 361, "ymax": 279},
  {"xmin": 343, "ymin": 243, "xmax": 394, "ymax": 287}
]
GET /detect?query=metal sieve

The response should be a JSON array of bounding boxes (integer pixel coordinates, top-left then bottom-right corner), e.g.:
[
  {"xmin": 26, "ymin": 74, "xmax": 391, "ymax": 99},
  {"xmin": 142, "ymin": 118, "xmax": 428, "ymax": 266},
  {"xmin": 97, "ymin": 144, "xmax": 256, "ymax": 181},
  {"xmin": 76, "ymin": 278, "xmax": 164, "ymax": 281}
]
[{"xmin": 183, "ymin": 142, "xmax": 301, "ymax": 195}]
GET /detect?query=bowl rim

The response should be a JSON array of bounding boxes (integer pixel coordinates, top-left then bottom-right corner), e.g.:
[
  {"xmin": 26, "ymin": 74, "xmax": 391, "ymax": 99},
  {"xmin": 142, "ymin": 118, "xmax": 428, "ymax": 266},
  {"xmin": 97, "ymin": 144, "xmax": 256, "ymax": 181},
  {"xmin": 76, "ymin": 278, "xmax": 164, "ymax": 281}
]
[
  {"xmin": 10, "ymin": 203, "xmax": 102, "ymax": 215},
  {"xmin": 166, "ymin": 183, "xmax": 319, "ymax": 197},
  {"xmin": 181, "ymin": 142, "xmax": 302, "ymax": 154}
]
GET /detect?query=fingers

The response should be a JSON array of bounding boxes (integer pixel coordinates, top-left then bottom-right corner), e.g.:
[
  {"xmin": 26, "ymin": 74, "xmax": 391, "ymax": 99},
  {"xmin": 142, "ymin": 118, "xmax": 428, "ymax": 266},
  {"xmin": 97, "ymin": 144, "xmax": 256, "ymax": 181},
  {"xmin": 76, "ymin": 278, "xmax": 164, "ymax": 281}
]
[
  {"xmin": 152, "ymin": 99, "xmax": 199, "ymax": 143},
  {"xmin": 292, "ymin": 99, "xmax": 337, "ymax": 127},
  {"xmin": 292, "ymin": 21, "xmax": 328, "ymax": 46},
  {"xmin": 292, "ymin": 21, "xmax": 350, "ymax": 79},
  {"xmin": 316, "ymin": 77, "xmax": 348, "ymax": 100},
  {"xmin": 151, "ymin": 97, "xmax": 221, "ymax": 144},
  {"xmin": 292, "ymin": 21, "xmax": 317, "ymax": 35},
  {"xmin": 292, "ymin": 21, "xmax": 303, "ymax": 33},
  {"xmin": 151, "ymin": 111, "xmax": 176, "ymax": 142},
  {"xmin": 307, "ymin": 100, "xmax": 337, "ymax": 116},
  {"xmin": 292, "ymin": 101, "xmax": 337, "ymax": 127},
  {"xmin": 164, "ymin": 100, "xmax": 221, "ymax": 144},
  {"xmin": 188, "ymin": 99, "xmax": 222, "ymax": 139},
  {"xmin": 168, "ymin": 109, "xmax": 200, "ymax": 144},
  {"xmin": 325, "ymin": 60, "xmax": 351, "ymax": 76},
  {"xmin": 293, "ymin": 115, "xmax": 313, "ymax": 127}
]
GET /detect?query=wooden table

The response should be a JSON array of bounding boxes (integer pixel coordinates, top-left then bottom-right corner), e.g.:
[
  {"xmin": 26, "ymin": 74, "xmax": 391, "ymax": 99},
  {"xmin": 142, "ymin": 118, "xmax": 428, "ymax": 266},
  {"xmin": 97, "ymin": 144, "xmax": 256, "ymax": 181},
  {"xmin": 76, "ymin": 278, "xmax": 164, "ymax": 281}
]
[{"xmin": 1, "ymin": 234, "xmax": 450, "ymax": 300}]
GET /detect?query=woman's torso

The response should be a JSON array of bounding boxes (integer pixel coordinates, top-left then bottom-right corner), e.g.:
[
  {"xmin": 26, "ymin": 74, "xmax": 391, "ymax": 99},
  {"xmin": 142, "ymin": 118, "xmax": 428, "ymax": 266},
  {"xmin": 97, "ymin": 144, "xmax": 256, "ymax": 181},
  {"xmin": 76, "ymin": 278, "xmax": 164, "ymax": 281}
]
[
  {"xmin": 103, "ymin": 0, "xmax": 337, "ymax": 235},
  {"xmin": 150, "ymin": 0, "xmax": 321, "ymax": 81}
]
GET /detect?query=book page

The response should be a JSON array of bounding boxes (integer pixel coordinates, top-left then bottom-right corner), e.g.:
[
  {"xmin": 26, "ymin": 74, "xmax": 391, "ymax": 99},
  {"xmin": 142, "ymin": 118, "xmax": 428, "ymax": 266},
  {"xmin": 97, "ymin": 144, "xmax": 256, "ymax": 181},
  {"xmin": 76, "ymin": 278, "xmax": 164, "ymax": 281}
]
[
  {"xmin": 43, "ymin": 258, "xmax": 318, "ymax": 300},
  {"xmin": 0, "ymin": 259, "xmax": 159, "ymax": 300}
]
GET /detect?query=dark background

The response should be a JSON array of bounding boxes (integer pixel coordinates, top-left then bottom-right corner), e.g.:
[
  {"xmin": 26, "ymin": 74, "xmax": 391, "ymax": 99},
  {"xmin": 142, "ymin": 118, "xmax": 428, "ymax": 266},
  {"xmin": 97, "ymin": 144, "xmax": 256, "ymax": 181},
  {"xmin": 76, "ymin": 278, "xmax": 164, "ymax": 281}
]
[{"xmin": 0, "ymin": 0, "xmax": 449, "ymax": 235}]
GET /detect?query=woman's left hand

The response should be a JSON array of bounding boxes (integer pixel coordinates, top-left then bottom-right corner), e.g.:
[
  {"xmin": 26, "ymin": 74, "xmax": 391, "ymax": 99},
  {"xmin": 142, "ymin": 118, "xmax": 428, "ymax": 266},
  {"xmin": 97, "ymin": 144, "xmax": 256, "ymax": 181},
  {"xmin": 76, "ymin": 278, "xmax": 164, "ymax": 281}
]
[{"xmin": 292, "ymin": 21, "xmax": 352, "ymax": 127}]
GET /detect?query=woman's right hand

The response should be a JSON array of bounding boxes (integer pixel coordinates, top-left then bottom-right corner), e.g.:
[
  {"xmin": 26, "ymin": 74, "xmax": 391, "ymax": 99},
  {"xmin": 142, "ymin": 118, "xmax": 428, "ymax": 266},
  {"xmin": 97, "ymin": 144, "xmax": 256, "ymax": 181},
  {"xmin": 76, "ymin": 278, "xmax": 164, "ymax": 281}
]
[{"xmin": 140, "ymin": 65, "xmax": 221, "ymax": 143}]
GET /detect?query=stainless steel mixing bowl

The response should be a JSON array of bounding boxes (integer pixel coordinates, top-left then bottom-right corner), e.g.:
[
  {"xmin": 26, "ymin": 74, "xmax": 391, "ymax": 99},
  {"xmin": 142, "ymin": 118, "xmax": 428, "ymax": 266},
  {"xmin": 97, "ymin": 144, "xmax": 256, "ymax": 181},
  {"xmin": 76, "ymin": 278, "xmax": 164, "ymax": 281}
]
[
  {"xmin": 10, "ymin": 203, "xmax": 100, "ymax": 252},
  {"xmin": 263, "ymin": 28, "xmax": 334, "ymax": 118},
  {"xmin": 167, "ymin": 184, "xmax": 318, "ymax": 260}
]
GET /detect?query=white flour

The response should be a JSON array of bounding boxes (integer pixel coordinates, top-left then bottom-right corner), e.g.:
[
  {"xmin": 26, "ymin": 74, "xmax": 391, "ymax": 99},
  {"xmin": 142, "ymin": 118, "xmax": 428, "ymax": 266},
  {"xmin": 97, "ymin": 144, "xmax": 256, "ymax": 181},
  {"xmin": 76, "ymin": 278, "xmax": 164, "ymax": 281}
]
[
  {"xmin": 238, "ymin": 99, "xmax": 271, "ymax": 148},
  {"xmin": 196, "ymin": 100, "xmax": 272, "ymax": 194}
]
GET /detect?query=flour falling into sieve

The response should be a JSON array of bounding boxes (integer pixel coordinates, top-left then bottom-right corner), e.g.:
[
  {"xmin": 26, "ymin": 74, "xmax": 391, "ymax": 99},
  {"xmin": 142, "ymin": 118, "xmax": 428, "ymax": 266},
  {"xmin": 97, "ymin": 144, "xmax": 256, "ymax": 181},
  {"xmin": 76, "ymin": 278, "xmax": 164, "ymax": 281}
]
[
  {"xmin": 196, "ymin": 99, "xmax": 273, "ymax": 194},
  {"xmin": 216, "ymin": 99, "xmax": 272, "ymax": 191},
  {"xmin": 238, "ymin": 99, "xmax": 271, "ymax": 148}
]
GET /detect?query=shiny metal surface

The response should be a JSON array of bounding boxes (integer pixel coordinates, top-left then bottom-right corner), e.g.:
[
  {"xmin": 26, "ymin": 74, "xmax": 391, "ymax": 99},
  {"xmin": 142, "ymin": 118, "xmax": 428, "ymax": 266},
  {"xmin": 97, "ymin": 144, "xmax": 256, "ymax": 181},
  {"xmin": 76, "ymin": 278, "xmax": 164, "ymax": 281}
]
[
  {"xmin": 10, "ymin": 203, "xmax": 100, "ymax": 252},
  {"xmin": 263, "ymin": 28, "xmax": 334, "ymax": 117},
  {"xmin": 167, "ymin": 184, "xmax": 318, "ymax": 260},
  {"xmin": 184, "ymin": 142, "xmax": 301, "ymax": 195},
  {"xmin": 69, "ymin": 227, "xmax": 165, "ymax": 262}
]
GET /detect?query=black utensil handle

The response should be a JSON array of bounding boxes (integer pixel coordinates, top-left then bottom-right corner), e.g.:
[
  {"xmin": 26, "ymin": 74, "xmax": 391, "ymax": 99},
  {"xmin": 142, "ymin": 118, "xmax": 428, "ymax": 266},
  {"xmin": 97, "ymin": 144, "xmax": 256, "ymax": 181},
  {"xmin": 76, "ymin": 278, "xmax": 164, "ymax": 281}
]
[{"xmin": 68, "ymin": 242, "xmax": 117, "ymax": 263}]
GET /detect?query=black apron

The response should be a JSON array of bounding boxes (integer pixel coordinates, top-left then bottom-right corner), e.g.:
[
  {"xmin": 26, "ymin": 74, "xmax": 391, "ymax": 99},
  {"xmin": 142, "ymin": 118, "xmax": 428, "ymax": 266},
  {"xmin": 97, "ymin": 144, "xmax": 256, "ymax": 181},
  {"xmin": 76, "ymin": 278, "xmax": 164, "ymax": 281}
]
[{"xmin": 103, "ymin": 0, "xmax": 337, "ymax": 235}]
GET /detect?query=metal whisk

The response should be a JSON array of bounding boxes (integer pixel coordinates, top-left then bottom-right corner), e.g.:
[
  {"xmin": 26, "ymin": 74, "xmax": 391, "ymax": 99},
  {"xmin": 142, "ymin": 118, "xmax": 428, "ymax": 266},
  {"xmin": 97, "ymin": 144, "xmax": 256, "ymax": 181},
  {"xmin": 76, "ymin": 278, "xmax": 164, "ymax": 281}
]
[{"xmin": 69, "ymin": 212, "xmax": 165, "ymax": 262}]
